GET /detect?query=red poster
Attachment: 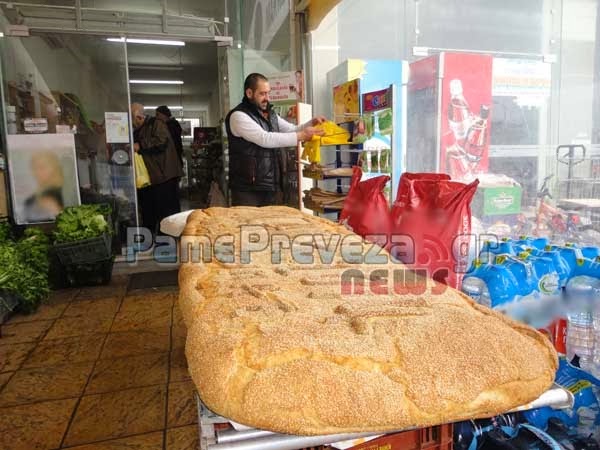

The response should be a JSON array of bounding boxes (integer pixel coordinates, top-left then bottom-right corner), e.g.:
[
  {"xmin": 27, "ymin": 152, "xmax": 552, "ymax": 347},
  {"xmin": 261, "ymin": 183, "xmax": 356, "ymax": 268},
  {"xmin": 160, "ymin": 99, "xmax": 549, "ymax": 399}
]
[{"xmin": 440, "ymin": 53, "xmax": 493, "ymax": 180}]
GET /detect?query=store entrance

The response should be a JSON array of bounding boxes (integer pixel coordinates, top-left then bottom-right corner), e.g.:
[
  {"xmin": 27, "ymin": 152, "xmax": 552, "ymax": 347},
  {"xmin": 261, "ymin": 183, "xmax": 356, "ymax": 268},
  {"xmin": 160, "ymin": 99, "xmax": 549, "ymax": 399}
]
[
  {"xmin": 126, "ymin": 41, "xmax": 222, "ymax": 213},
  {"xmin": 0, "ymin": 33, "xmax": 137, "ymax": 252},
  {"xmin": 0, "ymin": 32, "xmax": 223, "ymax": 252}
]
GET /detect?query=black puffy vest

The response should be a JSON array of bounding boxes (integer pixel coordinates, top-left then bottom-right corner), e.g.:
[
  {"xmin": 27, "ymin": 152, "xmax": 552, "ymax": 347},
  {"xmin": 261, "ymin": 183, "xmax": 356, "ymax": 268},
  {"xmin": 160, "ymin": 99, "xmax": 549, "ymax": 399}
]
[{"xmin": 225, "ymin": 99, "xmax": 281, "ymax": 192}]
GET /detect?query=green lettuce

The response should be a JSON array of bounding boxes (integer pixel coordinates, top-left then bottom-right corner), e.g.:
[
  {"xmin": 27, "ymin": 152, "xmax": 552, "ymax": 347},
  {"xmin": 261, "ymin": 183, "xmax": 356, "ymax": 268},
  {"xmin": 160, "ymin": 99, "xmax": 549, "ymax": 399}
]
[
  {"xmin": 0, "ymin": 227, "xmax": 50, "ymax": 314},
  {"xmin": 54, "ymin": 204, "xmax": 112, "ymax": 243}
]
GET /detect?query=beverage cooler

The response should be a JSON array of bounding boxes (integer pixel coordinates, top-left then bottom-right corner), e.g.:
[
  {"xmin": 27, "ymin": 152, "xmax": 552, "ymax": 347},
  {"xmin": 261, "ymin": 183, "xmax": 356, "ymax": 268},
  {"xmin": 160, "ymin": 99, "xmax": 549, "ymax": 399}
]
[
  {"xmin": 326, "ymin": 59, "xmax": 408, "ymax": 199},
  {"xmin": 406, "ymin": 52, "xmax": 493, "ymax": 181}
]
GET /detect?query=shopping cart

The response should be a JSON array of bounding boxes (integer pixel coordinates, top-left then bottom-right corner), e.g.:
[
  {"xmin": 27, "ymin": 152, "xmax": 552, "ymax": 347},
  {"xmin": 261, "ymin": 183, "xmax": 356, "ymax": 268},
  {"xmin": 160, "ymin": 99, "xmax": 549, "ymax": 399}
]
[{"xmin": 555, "ymin": 144, "xmax": 600, "ymax": 232}]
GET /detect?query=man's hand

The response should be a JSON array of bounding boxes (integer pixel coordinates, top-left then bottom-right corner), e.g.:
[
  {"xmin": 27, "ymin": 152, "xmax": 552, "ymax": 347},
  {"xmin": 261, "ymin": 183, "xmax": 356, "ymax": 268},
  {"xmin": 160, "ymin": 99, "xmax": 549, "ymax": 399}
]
[
  {"xmin": 298, "ymin": 127, "xmax": 325, "ymax": 142},
  {"xmin": 310, "ymin": 116, "xmax": 327, "ymax": 126},
  {"xmin": 133, "ymin": 143, "xmax": 140, "ymax": 153}
]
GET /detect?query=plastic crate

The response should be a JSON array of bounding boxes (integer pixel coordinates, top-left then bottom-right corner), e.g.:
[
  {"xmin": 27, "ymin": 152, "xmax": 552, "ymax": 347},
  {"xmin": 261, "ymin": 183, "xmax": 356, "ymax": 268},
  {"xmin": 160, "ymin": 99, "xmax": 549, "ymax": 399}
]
[
  {"xmin": 54, "ymin": 233, "xmax": 112, "ymax": 265},
  {"xmin": 64, "ymin": 257, "xmax": 114, "ymax": 287},
  {"xmin": 0, "ymin": 290, "xmax": 20, "ymax": 325},
  {"xmin": 348, "ymin": 424, "xmax": 453, "ymax": 450}
]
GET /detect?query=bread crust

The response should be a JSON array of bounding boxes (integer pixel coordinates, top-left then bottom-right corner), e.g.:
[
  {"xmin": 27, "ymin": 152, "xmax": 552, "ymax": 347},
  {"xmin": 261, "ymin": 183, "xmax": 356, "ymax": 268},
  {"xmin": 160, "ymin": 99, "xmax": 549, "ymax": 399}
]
[{"xmin": 179, "ymin": 206, "xmax": 558, "ymax": 435}]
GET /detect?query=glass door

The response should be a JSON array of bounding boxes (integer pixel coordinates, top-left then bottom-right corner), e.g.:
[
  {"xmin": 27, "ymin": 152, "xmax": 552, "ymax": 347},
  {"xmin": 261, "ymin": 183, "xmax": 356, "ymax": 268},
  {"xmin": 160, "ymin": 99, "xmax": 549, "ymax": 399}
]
[{"xmin": 0, "ymin": 33, "xmax": 137, "ymax": 250}]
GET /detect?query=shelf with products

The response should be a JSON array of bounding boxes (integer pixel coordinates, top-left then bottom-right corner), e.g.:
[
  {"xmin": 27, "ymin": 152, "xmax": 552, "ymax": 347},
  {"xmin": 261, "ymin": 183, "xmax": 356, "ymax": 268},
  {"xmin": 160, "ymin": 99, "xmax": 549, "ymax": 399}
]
[
  {"xmin": 302, "ymin": 187, "xmax": 346, "ymax": 214},
  {"xmin": 303, "ymin": 84, "xmax": 398, "ymax": 218},
  {"xmin": 302, "ymin": 167, "xmax": 354, "ymax": 180},
  {"xmin": 300, "ymin": 120, "xmax": 362, "ymax": 217},
  {"xmin": 301, "ymin": 148, "xmax": 393, "ymax": 214}
]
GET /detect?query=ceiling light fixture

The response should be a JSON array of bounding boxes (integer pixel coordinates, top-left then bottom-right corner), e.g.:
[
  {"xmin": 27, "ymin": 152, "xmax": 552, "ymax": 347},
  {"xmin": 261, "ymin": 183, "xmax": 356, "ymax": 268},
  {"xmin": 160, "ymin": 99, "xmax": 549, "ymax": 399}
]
[
  {"xmin": 129, "ymin": 80, "xmax": 184, "ymax": 85},
  {"xmin": 128, "ymin": 65, "xmax": 184, "ymax": 71},
  {"xmin": 107, "ymin": 37, "xmax": 185, "ymax": 46},
  {"xmin": 143, "ymin": 106, "xmax": 184, "ymax": 110}
]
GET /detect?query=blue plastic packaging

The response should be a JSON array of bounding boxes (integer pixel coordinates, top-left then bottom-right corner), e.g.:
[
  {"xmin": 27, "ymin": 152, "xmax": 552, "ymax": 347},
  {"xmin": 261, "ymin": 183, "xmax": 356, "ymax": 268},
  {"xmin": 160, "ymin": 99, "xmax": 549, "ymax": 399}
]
[{"xmin": 524, "ymin": 358, "xmax": 600, "ymax": 435}]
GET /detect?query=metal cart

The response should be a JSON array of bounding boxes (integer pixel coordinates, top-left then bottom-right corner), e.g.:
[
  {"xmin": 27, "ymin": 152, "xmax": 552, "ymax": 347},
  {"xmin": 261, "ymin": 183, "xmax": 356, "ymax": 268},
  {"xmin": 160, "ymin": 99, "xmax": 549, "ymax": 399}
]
[
  {"xmin": 196, "ymin": 385, "xmax": 573, "ymax": 450},
  {"xmin": 555, "ymin": 144, "xmax": 600, "ymax": 231}
]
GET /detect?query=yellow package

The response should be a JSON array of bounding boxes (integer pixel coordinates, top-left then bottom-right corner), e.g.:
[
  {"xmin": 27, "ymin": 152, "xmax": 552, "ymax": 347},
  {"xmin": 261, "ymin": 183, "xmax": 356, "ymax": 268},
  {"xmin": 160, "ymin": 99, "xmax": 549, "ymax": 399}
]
[{"xmin": 301, "ymin": 121, "xmax": 351, "ymax": 163}]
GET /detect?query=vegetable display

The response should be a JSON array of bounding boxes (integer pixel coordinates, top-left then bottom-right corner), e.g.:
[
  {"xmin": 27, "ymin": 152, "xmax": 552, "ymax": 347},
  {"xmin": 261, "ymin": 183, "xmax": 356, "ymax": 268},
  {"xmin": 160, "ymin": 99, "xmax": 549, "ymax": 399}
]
[
  {"xmin": 54, "ymin": 204, "xmax": 112, "ymax": 243},
  {"xmin": 0, "ymin": 226, "xmax": 50, "ymax": 314},
  {"xmin": 0, "ymin": 222, "xmax": 11, "ymax": 243}
]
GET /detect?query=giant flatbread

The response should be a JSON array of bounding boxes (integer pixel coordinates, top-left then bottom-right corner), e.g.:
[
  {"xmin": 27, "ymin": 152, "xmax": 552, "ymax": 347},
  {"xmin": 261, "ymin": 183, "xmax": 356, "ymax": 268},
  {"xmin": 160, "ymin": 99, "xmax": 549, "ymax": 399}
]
[{"xmin": 178, "ymin": 206, "xmax": 557, "ymax": 436}]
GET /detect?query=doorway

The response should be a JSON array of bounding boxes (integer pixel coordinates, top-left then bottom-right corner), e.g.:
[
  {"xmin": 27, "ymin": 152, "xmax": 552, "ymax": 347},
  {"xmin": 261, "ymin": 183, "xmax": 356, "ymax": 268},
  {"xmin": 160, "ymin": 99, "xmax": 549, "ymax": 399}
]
[
  {"xmin": 0, "ymin": 32, "xmax": 223, "ymax": 252},
  {"xmin": 0, "ymin": 33, "xmax": 137, "ymax": 251},
  {"xmin": 126, "ymin": 41, "xmax": 222, "ymax": 212}
]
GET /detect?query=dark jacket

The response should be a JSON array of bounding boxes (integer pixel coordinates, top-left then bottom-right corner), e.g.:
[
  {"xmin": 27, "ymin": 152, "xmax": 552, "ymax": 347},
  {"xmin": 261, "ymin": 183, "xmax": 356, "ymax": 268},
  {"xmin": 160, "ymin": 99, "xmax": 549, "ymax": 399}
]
[
  {"xmin": 134, "ymin": 116, "xmax": 183, "ymax": 186},
  {"xmin": 165, "ymin": 118, "xmax": 184, "ymax": 165},
  {"xmin": 225, "ymin": 98, "xmax": 282, "ymax": 192}
]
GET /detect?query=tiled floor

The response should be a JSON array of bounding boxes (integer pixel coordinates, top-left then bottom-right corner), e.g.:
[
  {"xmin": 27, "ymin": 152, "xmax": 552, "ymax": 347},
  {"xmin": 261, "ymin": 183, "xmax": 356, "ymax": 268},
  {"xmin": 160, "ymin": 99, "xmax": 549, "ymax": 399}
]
[{"xmin": 0, "ymin": 276, "xmax": 197, "ymax": 450}]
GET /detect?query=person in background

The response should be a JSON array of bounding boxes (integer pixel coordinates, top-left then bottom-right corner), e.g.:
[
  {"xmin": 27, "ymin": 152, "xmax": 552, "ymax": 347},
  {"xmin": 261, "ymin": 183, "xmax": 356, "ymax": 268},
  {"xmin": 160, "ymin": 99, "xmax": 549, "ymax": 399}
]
[
  {"xmin": 131, "ymin": 103, "xmax": 183, "ymax": 236},
  {"xmin": 225, "ymin": 72, "xmax": 326, "ymax": 207},
  {"xmin": 155, "ymin": 105, "xmax": 184, "ymax": 166}
]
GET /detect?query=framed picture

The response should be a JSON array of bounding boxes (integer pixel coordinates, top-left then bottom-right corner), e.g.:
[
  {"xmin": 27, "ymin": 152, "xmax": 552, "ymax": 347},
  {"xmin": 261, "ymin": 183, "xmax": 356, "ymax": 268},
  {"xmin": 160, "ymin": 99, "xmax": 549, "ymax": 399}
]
[
  {"xmin": 6, "ymin": 134, "xmax": 81, "ymax": 224},
  {"xmin": 180, "ymin": 120, "xmax": 193, "ymax": 138},
  {"xmin": 193, "ymin": 127, "xmax": 217, "ymax": 146}
]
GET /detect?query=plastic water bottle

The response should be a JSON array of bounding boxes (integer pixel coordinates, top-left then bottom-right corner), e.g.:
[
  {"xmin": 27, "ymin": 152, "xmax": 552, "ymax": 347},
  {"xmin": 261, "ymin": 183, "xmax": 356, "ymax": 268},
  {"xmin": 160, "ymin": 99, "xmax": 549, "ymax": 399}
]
[
  {"xmin": 462, "ymin": 261, "xmax": 519, "ymax": 309},
  {"xmin": 566, "ymin": 275, "xmax": 599, "ymax": 372},
  {"xmin": 479, "ymin": 239, "xmax": 516, "ymax": 264},
  {"xmin": 501, "ymin": 254, "xmax": 537, "ymax": 298},
  {"xmin": 462, "ymin": 276, "xmax": 491, "ymax": 308},
  {"xmin": 493, "ymin": 253, "xmax": 556, "ymax": 328},
  {"xmin": 462, "ymin": 260, "xmax": 491, "ymax": 308},
  {"xmin": 538, "ymin": 248, "xmax": 570, "ymax": 289},
  {"xmin": 581, "ymin": 246, "xmax": 600, "ymax": 261},
  {"xmin": 528, "ymin": 254, "xmax": 560, "ymax": 297},
  {"xmin": 515, "ymin": 236, "xmax": 549, "ymax": 251}
]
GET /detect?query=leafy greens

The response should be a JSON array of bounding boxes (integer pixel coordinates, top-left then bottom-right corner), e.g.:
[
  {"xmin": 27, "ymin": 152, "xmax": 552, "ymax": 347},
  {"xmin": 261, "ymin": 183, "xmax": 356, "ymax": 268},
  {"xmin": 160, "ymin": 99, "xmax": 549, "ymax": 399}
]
[
  {"xmin": 54, "ymin": 204, "xmax": 112, "ymax": 243},
  {"xmin": 0, "ymin": 226, "xmax": 50, "ymax": 313}
]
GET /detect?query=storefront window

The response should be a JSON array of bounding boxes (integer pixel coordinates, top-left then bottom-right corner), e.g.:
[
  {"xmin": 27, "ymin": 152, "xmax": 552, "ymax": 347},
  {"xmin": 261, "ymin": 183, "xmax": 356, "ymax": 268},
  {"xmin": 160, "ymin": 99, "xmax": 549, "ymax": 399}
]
[
  {"xmin": 0, "ymin": 33, "xmax": 137, "ymax": 248},
  {"xmin": 240, "ymin": 0, "xmax": 291, "ymax": 74},
  {"xmin": 223, "ymin": 0, "xmax": 293, "ymax": 103},
  {"xmin": 307, "ymin": 0, "xmax": 600, "ymax": 244}
]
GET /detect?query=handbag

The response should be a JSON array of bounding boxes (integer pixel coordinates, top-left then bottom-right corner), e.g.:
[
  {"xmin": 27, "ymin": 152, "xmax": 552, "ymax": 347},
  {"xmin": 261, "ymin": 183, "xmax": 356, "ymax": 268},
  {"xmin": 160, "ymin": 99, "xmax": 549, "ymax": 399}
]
[{"xmin": 134, "ymin": 153, "xmax": 151, "ymax": 189}]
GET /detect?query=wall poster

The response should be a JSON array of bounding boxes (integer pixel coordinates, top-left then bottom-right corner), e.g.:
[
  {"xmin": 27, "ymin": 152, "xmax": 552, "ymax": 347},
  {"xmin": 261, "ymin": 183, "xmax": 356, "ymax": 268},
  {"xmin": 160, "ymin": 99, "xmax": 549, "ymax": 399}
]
[{"xmin": 7, "ymin": 133, "xmax": 81, "ymax": 224}]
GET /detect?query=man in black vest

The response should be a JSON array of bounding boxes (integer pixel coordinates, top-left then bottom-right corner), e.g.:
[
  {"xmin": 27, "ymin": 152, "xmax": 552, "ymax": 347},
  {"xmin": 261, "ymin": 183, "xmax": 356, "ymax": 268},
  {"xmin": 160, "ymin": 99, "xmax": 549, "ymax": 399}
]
[{"xmin": 225, "ymin": 73, "xmax": 326, "ymax": 206}]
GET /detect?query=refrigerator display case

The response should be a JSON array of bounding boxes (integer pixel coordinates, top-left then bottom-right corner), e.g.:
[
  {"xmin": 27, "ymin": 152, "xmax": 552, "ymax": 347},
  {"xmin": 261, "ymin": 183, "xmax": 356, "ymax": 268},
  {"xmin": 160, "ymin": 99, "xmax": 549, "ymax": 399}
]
[{"xmin": 326, "ymin": 59, "xmax": 408, "ymax": 200}]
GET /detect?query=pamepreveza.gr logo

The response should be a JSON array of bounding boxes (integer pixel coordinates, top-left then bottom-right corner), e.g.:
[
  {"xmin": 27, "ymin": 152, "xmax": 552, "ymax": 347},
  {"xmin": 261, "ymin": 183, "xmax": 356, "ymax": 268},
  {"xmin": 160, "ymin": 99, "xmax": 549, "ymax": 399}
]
[
  {"xmin": 126, "ymin": 226, "xmax": 497, "ymax": 295},
  {"xmin": 339, "ymin": 267, "xmax": 450, "ymax": 296}
]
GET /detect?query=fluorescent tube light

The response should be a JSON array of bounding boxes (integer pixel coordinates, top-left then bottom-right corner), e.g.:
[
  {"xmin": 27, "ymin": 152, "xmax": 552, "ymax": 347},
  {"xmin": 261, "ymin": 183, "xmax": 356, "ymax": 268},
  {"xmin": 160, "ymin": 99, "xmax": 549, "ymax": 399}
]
[
  {"xmin": 130, "ymin": 80, "xmax": 184, "ymax": 85},
  {"xmin": 107, "ymin": 38, "xmax": 185, "ymax": 46},
  {"xmin": 143, "ymin": 106, "xmax": 184, "ymax": 110}
]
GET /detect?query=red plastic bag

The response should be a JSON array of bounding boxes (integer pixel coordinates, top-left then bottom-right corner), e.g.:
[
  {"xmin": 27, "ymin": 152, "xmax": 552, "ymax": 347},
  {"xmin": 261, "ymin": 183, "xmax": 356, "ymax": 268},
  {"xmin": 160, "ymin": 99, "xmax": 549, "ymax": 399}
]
[
  {"xmin": 340, "ymin": 166, "xmax": 391, "ymax": 246},
  {"xmin": 389, "ymin": 173, "xmax": 479, "ymax": 290}
]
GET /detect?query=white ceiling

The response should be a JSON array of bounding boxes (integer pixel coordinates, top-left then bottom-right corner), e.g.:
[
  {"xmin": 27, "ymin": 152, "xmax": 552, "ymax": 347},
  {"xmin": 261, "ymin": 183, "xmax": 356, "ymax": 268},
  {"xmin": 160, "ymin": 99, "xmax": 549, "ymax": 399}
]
[
  {"xmin": 4, "ymin": 0, "xmax": 292, "ymax": 113},
  {"xmin": 126, "ymin": 41, "xmax": 218, "ymax": 100}
]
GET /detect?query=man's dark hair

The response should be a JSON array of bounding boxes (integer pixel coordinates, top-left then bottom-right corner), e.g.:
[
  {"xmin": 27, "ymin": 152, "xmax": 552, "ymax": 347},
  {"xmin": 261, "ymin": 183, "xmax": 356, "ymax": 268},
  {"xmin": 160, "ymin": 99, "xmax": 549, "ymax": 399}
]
[
  {"xmin": 244, "ymin": 73, "xmax": 268, "ymax": 92},
  {"xmin": 156, "ymin": 105, "xmax": 172, "ymax": 117}
]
